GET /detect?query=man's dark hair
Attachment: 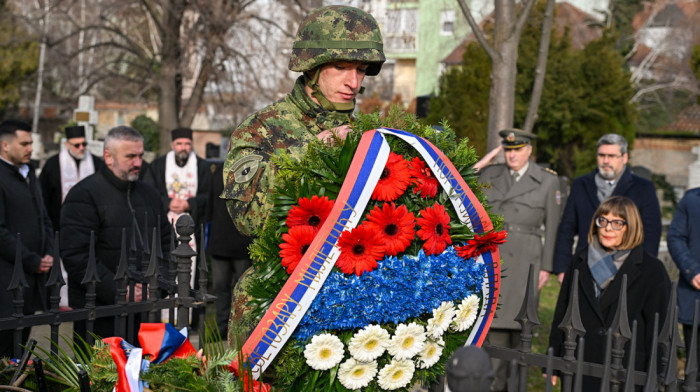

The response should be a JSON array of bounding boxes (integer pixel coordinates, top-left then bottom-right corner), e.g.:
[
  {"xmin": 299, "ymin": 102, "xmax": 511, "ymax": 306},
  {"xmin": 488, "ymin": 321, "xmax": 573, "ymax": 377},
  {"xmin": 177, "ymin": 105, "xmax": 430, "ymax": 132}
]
[{"xmin": 0, "ymin": 120, "xmax": 31, "ymax": 140}]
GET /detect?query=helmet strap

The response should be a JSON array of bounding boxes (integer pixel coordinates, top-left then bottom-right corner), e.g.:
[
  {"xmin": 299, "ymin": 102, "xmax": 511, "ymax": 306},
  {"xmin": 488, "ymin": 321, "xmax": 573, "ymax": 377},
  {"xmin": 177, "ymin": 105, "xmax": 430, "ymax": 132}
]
[{"xmin": 305, "ymin": 71, "xmax": 356, "ymax": 112}]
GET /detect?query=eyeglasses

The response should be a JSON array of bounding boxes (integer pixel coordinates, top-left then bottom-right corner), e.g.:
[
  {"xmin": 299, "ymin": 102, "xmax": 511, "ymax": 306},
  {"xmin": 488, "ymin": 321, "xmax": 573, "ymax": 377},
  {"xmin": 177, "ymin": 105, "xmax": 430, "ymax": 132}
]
[
  {"xmin": 595, "ymin": 216, "xmax": 627, "ymax": 231},
  {"xmin": 597, "ymin": 153, "xmax": 623, "ymax": 160},
  {"xmin": 71, "ymin": 142, "xmax": 88, "ymax": 148}
]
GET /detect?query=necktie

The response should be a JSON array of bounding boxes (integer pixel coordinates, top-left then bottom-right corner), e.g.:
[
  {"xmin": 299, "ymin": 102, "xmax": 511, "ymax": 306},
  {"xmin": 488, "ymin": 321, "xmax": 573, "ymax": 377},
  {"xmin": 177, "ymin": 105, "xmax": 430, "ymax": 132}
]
[{"xmin": 512, "ymin": 171, "xmax": 520, "ymax": 182}]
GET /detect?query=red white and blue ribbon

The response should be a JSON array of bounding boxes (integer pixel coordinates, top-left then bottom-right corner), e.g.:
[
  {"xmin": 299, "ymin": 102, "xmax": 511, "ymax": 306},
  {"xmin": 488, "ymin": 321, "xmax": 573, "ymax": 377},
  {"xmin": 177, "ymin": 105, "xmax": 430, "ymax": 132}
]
[
  {"xmin": 237, "ymin": 128, "xmax": 500, "ymax": 378},
  {"xmin": 105, "ymin": 323, "xmax": 197, "ymax": 392}
]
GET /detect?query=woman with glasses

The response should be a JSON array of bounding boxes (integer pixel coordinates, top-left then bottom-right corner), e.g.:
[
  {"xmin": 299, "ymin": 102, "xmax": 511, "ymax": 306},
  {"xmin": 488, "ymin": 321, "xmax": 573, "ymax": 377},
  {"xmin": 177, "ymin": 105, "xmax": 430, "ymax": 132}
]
[{"xmin": 547, "ymin": 195, "xmax": 671, "ymax": 390}]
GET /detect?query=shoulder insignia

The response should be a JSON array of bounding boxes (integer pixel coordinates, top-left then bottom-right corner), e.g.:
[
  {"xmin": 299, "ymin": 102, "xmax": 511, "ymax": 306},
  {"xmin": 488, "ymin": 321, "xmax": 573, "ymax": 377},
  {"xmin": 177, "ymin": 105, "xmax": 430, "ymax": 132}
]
[
  {"xmin": 231, "ymin": 155, "xmax": 263, "ymax": 184},
  {"xmin": 210, "ymin": 163, "xmax": 217, "ymax": 174},
  {"xmin": 544, "ymin": 167, "xmax": 558, "ymax": 176}
]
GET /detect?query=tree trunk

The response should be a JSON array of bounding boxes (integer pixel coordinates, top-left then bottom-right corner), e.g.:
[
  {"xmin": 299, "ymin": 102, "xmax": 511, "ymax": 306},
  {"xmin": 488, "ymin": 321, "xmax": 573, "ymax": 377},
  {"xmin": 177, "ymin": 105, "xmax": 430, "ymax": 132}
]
[
  {"xmin": 158, "ymin": 0, "xmax": 187, "ymax": 155},
  {"xmin": 523, "ymin": 0, "xmax": 556, "ymax": 133},
  {"xmin": 32, "ymin": 0, "xmax": 49, "ymax": 136}
]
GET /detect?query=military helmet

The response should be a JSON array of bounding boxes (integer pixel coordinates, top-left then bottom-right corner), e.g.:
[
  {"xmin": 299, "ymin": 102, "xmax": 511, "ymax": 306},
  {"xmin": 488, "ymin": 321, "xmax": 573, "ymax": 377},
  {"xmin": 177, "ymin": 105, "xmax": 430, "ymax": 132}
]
[{"xmin": 288, "ymin": 5, "xmax": 385, "ymax": 76}]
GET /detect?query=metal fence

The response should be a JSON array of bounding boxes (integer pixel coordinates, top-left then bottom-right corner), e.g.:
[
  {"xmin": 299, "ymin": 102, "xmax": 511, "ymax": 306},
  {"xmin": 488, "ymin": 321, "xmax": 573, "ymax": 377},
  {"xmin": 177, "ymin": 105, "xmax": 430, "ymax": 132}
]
[
  {"xmin": 482, "ymin": 265, "xmax": 696, "ymax": 392},
  {"xmin": 0, "ymin": 214, "xmax": 214, "ymax": 361}
]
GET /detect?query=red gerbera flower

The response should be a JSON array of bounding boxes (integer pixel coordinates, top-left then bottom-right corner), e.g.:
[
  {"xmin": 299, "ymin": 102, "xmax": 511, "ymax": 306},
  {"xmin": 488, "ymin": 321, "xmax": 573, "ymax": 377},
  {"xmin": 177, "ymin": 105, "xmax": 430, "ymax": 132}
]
[
  {"xmin": 279, "ymin": 225, "xmax": 317, "ymax": 274},
  {"xmin": 336, "ymin": 225, "xmax": 385, "ymax": 276},
  {"xmin": 372, "ymin": 152, "xmax": 412, "ymax": 202},
  {"xmin": 409, "ymin": 157, "xmax": 439, "ymax": 198},
  {"xmin": 416, "ymin": 203, "xmax": 452, "ymax": 255},
  {"xmin": 456, "ymin": 230, "xmax": 508, "ymax": 260},
  {"xmin": 365, "ymin": 202, "xmax": 416, "ymax": 256},
  {"xmin": 286, "ymin": 195, "xmax": 334, "ymax": 231}
]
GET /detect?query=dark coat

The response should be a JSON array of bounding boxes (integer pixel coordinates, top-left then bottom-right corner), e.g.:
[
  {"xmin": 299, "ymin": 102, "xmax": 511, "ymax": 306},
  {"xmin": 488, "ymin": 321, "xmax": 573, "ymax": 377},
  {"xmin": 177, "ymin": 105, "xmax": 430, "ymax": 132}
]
[
  {"xmin": 206, "ymin": 161, "xmax": 251, "ymax": 259},
  {"xmin": 553, "ymin": 167, "xmax": 661, "ymax": 274},
  {"xmin": 548, "ymin": 245, "xmax": 670, "ymax": 390},
  {"xmin": 479, "ymin": 162, "xmax": 562, "ymax": 329},
  {"xmin": 39, "ymin": 152, "xmax": 104, "ymax": 232},
  {"xmin": 0, "ymin": 159, "xmax": 54, "ymax": 316},
  {"xmin": 668, "ymin": 187, "xmax": 700, "ymax": 325},
  {"xmin": 60, "ymin": 165, "xmax": 170, "ymax": 308},
  {"xmin": 144, "ymin": 153, "xmax": 211, "ymax": 228}
]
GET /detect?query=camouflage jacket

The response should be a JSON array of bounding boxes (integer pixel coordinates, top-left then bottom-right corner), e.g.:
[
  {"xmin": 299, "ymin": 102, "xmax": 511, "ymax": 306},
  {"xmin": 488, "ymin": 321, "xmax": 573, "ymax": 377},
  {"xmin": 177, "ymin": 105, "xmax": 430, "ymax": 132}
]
[{"xmin": 221, "ymin": 76, "xmax": 352, "ymax": 237}]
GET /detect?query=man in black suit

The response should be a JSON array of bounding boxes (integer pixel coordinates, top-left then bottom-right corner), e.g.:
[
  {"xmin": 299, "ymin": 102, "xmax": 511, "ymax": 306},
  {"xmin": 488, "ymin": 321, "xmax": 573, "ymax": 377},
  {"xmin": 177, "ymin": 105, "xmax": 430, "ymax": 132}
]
[{"xmin": 552, "ymin": 133, "xmax": 661, "ymax": 281}]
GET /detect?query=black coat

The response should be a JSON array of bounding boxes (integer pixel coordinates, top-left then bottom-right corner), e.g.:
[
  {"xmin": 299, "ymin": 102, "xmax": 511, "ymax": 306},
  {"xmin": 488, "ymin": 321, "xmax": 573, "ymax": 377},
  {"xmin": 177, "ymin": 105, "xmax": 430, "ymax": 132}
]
[
  {"xmin": 0, "ymin": 159, "xmax": 54, "ymax": 316},
  {"xmin": 548, "ymin": 245, "xmax": 670, "ymax": 390},
  {"xmin": 206, "ymin": 161, "xmax": 251, "ymax": 259},
  {"xmin": 60, "ymin": 165, "xmax": 170, "ymax": 308},
  {"xmin": 39, "ymin": 152, "xmax": 104, "ymax": 232},
  {"xmin": 144, "ymin": 153, "xmax": 211, "ymax": 228},
  {"xmin": 553, "ymin": 167, "xmax": 661, "ymax": 274}
]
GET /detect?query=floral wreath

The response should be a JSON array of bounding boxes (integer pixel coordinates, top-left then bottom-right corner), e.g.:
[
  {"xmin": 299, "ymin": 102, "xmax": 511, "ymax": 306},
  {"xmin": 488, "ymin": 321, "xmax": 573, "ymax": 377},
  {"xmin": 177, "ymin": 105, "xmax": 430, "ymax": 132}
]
[{"xmin": 233, "ymin": 111, "xmax": 505, "ymax": 391}]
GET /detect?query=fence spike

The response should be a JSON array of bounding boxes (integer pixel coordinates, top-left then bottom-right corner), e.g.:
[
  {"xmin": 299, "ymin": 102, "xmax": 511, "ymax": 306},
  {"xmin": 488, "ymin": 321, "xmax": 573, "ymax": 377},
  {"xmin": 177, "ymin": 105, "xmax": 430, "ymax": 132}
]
[
  {"xmin": 168, "ymin": 219, "xmax": 177, "ymax": 287},
  {"xmin": 46, "ymin": 231, "xmax": 65, "ymax": 287},
  {"xmin": 558, "ymin": 269, "xmax": 586, "ymax": 346},
  {"xmin": 600, "ymin": 328, "xmax": 613, "ymax": 392},
  {"xmin": 197, "ymin": 224, "xmax": 208, "ymax": 298},
  {"xmin": 663, "ymin": 308, "xmax": 681, "ymax": 390},
  {"xmin": 515, "ymin": 264, "xmax": 540, "ymax": 330},
  {"xmin": 45, "ymin": 232, "xmax": 64, "ymax": 312},
  {"xmin": 115, "ymin": 229, "xmax": 129, "ymax": 281},
  {"xmin": 573, "ymin": 337, "xmax": 584, "ymax": 392},
  {"xmin": 623, "ymin": 320, "xmax": 638, "ymax": 392},
  {"xmin": 659, "ymin": 281, "xmax": 679, "ymax": 360},
  {"xmin": 643, "ymin": 313, "xmax": 659, "ymax": 392},
  {"xmin": 81, "ymin": 231, "xmax": 101, "ymax": 285},
  {"xmin": 130, "ymin": 216, "xmax": 139, "ymax": 254},
  {"xmin": 145, "ymin": 228, "xmax": 160, "ymax": 279},
  {"xmin": 8, "ymin": 233, "xmax": 29, "ymax": 292},
  {"xmin": 610, "ymin": 274, "xmax": 632, "ymax": 344},
  {"xmin": 683, "ymin": 300, "xmax": 700, "ymax": 389}
]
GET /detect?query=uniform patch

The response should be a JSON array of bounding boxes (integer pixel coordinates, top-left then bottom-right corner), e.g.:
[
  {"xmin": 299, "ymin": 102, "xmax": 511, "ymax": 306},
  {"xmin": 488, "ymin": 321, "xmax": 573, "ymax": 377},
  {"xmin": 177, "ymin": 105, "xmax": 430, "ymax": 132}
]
[
  {"xmin": 231, "ymin": 155, "xmax": 263, "ymax": 184},
  {"xmin": 556, "ymin": 190, "xmax": 562, "ymax": 205}
]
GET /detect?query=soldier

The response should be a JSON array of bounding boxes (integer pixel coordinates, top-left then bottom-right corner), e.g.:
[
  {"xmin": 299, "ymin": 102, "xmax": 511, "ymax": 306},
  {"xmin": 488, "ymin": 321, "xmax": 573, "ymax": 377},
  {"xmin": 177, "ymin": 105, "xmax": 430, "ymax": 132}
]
[
  {"xmin": 220, "ymin": 5, "xmax": 385, "ymax": 345},
  {"xmin": 221, "ymin": 4, "xmax": 385, "ymax": 237},
  {"xmin": 478, "ymin": 129, "xmax": 562, "ymax": 391}
]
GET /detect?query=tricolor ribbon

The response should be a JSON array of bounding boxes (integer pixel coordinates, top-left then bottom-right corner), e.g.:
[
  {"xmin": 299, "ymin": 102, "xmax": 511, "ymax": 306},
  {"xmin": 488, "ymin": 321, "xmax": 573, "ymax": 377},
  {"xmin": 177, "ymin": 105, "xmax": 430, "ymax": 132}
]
[
  {"xmin": 237, "ymin": 128, "xmax": 500, "ymax": 379},
  {"xmin": 105, "ymin": 323, "xmax": 197, "ymax": 392}
]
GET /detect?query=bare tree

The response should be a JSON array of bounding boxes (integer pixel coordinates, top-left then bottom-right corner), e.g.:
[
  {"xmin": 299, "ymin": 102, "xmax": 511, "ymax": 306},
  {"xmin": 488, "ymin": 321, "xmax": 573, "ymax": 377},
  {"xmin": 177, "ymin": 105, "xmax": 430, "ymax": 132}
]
[{"xmin": 456, "ymin": 0, "xmax": 555, "ymax": 150}]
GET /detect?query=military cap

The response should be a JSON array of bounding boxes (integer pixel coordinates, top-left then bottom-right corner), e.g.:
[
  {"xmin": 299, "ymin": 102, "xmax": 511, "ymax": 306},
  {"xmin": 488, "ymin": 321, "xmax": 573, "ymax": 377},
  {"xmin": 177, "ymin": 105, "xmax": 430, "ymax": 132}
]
[
  {"xmin": 171, "ymin": 127, "xmax": 193, "ymax": 141},
  {"xmin": 498, "ymin": 128, "xmax": 536, "ymax": 149},
  {"xmin": 289, "ymin": 5, "xmax": 385, "ymax": 76},
  {"xmin": 65, "ymin": 125, "xmax": 86, "ymax": 139}
]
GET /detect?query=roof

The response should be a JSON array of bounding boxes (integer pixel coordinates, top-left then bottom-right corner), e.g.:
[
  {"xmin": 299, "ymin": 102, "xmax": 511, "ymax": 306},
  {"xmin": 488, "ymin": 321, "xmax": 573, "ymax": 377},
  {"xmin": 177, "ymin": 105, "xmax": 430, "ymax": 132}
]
[{"xmin": 663, "ymin": 105, "xmax": 700, "ymax": 133}]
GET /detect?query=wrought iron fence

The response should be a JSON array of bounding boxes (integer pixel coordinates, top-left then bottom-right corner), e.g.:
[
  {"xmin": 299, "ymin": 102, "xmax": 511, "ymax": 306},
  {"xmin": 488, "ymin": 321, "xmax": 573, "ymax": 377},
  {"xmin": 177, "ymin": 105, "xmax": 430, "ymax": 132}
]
[
  {"xmin": 0, "ymin": 214, "xmax": 214, "ymax": 361},
  {"xmin": 482, "ymin": 265, "xmax": 697, "ymax": 392}
]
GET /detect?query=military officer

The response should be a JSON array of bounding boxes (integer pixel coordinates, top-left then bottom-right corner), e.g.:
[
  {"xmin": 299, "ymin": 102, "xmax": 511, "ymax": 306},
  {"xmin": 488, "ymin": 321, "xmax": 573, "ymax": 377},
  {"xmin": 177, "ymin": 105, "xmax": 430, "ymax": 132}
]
[{"xmin": 479, "ymin": 128, "xmax": 562, "ymax": 391}]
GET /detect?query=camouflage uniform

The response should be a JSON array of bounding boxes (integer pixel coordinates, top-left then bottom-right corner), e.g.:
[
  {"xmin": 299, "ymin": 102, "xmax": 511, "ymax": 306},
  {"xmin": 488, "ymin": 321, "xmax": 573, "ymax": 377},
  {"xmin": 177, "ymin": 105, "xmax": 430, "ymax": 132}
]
[
  {"xmin": 222, "ymin": 5, "xmax": 384, "ymax": 237},
  {"xmin": 221, "ymin": 77, "xmax": 353, "ymax": 237},
  {"xmin": 222, "ymin": 5, "xmax": 385, "ymax": 345}
]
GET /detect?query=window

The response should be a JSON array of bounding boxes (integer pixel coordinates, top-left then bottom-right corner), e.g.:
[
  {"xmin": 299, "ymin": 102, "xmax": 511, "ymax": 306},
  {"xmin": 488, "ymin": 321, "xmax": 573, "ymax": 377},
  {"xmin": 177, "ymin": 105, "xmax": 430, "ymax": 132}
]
[{"xmin": 441, "ymin": 9, "xmax": 455, "ymax": 36}]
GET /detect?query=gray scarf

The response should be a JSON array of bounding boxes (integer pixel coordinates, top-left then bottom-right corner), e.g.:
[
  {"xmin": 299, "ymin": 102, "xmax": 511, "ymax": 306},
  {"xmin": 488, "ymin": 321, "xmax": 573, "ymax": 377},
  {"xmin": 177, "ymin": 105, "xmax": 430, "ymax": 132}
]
[
  {"xmin": 594, "ymin": 172, "xmax": 618, "ymax": 202},
  {"xmin": 587, "ymin": 237, "xmax": 631, "ymax": 298}
]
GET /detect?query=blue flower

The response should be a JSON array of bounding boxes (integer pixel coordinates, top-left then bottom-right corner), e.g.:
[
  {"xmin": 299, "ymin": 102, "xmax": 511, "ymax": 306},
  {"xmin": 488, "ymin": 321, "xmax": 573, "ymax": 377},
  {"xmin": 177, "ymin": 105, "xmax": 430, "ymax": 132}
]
[{"xmin": 292, "ymin": 246, "xmax": 487, "ymax": 340}]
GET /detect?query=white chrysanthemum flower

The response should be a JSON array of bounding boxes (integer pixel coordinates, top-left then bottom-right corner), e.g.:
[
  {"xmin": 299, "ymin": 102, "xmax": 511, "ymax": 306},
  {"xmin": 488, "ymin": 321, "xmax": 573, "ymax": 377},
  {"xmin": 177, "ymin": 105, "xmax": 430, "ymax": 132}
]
[
  {"xmin": 417, "ymin": 338, "xmax": 444, "ymax": 369},
  {"xmin": 427, "ymin": 301, "xmax": 456, "ymax": 338},
  {"xmin": 377, "ymin": 359, "xmax": 415, "ymax": 390},
  {"xmin": 338, "ymin": 358, "xmax": 378, "ymax": 390},
  {"xmin": 387, "ymin": 322, "xmax": 426, "ymax": 360},
  {"xmin": 452, "ymin": 294, "xmax": 480, "ymax": 332},
  {"xmin": 303, "ymin": 333, "xmax": 345, "ymax": 370},
  {"xmin": 349, "ymin": 324, "xmax": 390, "ymax": 361}
]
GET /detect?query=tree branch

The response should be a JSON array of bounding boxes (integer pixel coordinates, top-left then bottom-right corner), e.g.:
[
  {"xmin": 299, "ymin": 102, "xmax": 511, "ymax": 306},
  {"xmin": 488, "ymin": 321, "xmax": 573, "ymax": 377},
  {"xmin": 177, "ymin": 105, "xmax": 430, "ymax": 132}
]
[{"xmin": 455, "ymin": 0, "xmax": 498, "ymax": 61}]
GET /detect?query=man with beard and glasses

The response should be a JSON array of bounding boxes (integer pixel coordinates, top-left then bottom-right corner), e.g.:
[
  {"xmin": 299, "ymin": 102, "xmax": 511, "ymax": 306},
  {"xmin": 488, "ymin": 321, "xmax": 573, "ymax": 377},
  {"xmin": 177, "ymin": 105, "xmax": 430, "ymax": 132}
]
[
  {"xmin": 40, "ymin": 125, "xmax": 104, "ymax": 233},
  {"xmin": 60, "ymin": 126, "xmax": 170, "ymax": 341},
  {"xmin": 40, "ymin": 125, "xmax": 104, "ymax": 311},
  {"xmin": 552, "ymin": 133, "xmax": 661, "ymax": 283}
]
